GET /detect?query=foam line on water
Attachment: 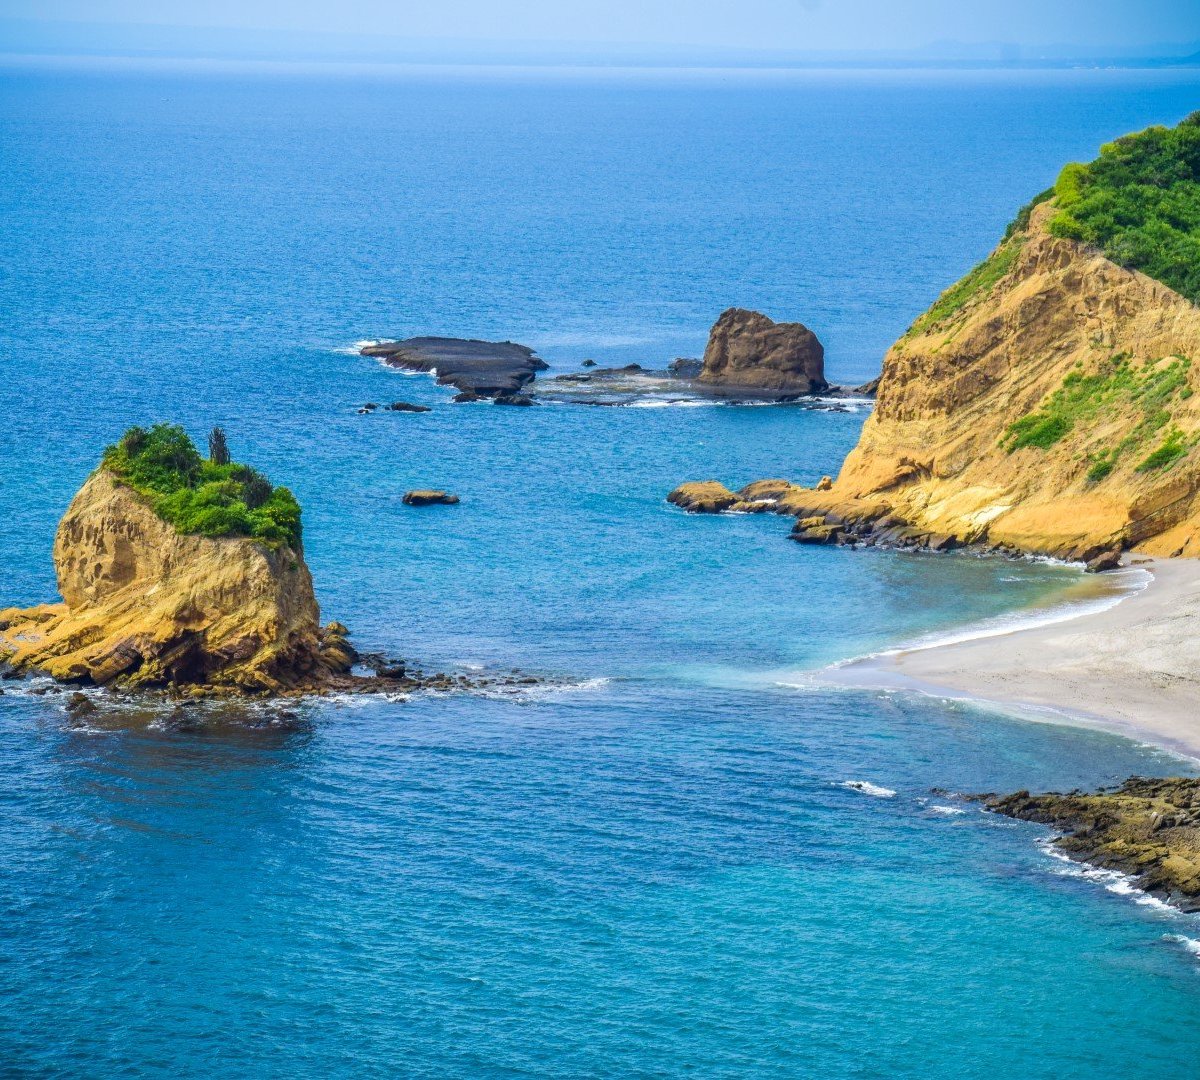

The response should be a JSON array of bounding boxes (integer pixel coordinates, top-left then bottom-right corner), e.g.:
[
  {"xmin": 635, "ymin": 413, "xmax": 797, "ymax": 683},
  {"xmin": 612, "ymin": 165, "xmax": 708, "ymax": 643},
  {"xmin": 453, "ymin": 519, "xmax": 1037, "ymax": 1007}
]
[
  {"xmin": 841, "ymin": 780, "xmax": 897, "ymax": 798},
  {"xmin": 829, "ymin": 565, "xmax": 1152, "ymax": 670}
]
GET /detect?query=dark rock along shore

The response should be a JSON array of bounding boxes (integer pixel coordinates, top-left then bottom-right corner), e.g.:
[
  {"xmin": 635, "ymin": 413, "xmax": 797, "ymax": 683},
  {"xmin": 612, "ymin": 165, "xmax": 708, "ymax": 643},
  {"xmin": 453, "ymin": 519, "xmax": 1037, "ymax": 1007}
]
[
  {"xmin": 665, "ymin": 478, "xmax": 1123, "ymax": 569},
  {"xmin": 987, "ymin": 778, "xmax": 1200, "ymax": 912}
]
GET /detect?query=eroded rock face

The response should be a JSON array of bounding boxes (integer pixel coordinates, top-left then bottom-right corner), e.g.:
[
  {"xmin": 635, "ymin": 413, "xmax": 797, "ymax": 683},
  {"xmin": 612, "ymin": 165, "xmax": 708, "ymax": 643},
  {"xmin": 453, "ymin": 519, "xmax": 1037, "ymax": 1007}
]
[
  {"xmin": 674, "ymin": 203, "xmax": 1200, "ymax": 561},
  {"xmin": 0, "ymin": 470, "xmax": 354, "ymax": 693},
  {"xmin": 697, "ymin": 309, "xmax": 827, "ymax": 394},
  {"xmin": 988, "ymin": 778, "xmax": 1200, "ymax": 912}
]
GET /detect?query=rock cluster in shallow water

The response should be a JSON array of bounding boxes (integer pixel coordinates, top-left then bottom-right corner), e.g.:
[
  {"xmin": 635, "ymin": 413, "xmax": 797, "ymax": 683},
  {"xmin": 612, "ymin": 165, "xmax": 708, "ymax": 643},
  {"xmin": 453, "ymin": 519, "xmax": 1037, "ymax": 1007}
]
[{"xmin": 988, "ymin": 777, "xmax": 1200, "ymax": 912}]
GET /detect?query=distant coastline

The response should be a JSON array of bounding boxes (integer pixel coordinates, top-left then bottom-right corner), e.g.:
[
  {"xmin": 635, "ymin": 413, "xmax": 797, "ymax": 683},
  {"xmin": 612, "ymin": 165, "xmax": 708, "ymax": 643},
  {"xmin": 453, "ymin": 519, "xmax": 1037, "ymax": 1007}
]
[{"xmin": 1, "ymin": 16, "xmax": 1197, "ymax": 72}]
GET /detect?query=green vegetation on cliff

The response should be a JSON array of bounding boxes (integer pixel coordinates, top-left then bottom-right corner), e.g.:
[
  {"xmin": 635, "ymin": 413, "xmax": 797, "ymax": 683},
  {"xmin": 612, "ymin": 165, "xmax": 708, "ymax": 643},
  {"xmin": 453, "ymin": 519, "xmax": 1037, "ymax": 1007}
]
[
  {"xmin": 103, "ymin": 424, "xmax": 302, "ymax": 546},
  {"xmin": 908, "ymin": 240, "xmax": 1023, "ymax": 335},
  {"xmin": 1048, "ymin": 112, "xmax": 1200, "ymax": 302},
  {"xmin": 1001, "ymin": 353, "xmax": 1195, "ymax": 480}
]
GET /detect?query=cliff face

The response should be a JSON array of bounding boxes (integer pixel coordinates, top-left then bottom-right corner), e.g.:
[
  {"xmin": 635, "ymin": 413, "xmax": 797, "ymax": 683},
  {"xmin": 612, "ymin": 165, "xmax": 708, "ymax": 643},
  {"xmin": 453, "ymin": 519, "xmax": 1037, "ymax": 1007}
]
[
  {"xmin": 0, "ymin": 470, "xmax": 353, "ymax": 693},
  {"xmin": 698, "ymin": 308, "xmax": 827, "ymax": 394},
  {"xmin": 679, "ymin": 203, "xmax": 1200, "ymax": 560}
]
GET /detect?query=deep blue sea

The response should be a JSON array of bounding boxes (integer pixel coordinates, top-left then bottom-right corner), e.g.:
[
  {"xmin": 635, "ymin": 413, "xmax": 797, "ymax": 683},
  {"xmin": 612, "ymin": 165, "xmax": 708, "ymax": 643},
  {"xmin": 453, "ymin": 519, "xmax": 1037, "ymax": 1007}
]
[{"xmin": 4, "ymin": 60, "xmax": 1200, "ymax": 1077}]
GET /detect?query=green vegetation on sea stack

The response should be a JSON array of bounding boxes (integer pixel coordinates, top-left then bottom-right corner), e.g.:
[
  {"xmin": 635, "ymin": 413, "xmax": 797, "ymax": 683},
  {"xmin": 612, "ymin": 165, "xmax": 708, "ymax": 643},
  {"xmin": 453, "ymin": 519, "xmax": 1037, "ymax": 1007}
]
[
  {"xmin": 102, "ymin": 424, "xmax": 302, "ymax": 546},
  {"xmin": 1049, "ymin": 112, "xmax": 1200, "ymax": 302}
]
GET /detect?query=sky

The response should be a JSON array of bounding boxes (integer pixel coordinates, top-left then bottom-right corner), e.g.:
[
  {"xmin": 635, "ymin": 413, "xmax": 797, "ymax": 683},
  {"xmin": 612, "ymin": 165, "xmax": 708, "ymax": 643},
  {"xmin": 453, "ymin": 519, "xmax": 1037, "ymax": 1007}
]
[{"xmin": 2, "ymin": 0, "xmax": 1199, "ymax": 58}]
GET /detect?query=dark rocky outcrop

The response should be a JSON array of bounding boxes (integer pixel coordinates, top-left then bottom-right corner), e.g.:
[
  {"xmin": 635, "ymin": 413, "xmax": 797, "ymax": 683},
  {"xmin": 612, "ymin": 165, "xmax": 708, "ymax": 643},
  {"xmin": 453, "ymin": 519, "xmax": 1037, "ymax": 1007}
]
[
  {"xmin": 386, "ymin": 401, "xmax": 432, "ymax": 413},
  {"xmin": 697, "ymin": 308, "xmax": 827, "ymax": 394},
  {"xmin": 988, "ymin": 778, "xmax": 1200, "ymax": 912},
  {"xmin": 362, "ymin": 337, "xmax": 548, "ymax": 398},
  {"xmin": 402, "ymin": 490, "xmax": 460, "ymax": 506}
]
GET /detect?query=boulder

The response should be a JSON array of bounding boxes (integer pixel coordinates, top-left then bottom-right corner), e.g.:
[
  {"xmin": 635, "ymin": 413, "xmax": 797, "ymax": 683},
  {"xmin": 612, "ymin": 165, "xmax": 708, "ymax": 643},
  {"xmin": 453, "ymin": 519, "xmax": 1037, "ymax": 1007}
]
[
  {"xmin": 698, "ymin": 308, "xmax": 827, "ymax": 394},
  {"xmin": 403, "ymin": 490, "xmax": 460, "ymax": 506},
  {"xmin": 1086, "ymin": 549, "xmax": 1123, "ymax": 573},
  {"xmin": 666, "ymin": 481, "xmax": 740, "ymax": 514},
  {"xmin": 386, "ymin": 401, "xmax": 432, "ymax": 413}
]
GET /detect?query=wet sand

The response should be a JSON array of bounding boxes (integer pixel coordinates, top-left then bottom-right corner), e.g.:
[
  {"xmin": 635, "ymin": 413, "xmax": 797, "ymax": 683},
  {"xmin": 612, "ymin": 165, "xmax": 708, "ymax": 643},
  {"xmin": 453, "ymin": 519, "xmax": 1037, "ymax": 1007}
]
[{"xmin": 830, "ymin": 558, "xmax": 1200, "ymax": 759}]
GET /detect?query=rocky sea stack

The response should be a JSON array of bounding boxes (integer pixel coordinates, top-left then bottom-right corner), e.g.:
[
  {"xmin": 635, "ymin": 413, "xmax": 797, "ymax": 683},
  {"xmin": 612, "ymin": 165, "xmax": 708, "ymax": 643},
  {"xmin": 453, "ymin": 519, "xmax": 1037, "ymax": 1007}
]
[
  {"xmin": 672, "ymin": 115, "xmax": 1200, "ymax": 561},
  {"xmin": 698, "ymin": 308, "xmax": 827, "ymax": 394},
  {"xmin": 0, "ymin": 425, "xmax": 354, "ymax": 695}
]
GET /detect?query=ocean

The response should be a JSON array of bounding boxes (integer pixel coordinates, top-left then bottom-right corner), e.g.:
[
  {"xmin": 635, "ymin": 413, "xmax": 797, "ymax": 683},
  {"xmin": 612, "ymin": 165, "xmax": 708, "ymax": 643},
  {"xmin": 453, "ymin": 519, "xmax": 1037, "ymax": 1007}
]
[{"xmin": 3, "ymin": 60, "xmax": 1200, "ymax": 1077}]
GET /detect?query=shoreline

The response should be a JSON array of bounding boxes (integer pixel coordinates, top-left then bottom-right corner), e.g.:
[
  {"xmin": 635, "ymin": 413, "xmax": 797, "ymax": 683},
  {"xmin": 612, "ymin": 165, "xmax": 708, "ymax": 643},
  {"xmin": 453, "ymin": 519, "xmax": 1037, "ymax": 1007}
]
[{"xmin": 826, "ymin": 556, "xmax": 1200, "ymax": 760}]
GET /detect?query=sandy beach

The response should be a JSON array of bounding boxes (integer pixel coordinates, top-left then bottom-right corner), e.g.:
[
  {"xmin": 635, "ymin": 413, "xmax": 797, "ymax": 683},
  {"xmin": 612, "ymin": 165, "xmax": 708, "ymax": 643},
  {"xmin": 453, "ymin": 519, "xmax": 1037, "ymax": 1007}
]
[{"xmin": 830, "ymin": 558, "xmax": 1200, "ymax": 759}]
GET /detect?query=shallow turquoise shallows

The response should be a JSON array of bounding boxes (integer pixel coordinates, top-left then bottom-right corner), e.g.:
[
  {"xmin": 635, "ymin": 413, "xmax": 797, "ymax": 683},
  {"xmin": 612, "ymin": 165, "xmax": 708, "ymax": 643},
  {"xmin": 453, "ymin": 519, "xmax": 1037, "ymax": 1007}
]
[{"xmin": 4, "ymin": 63, "xmax": 1200, "ymax": 1079}]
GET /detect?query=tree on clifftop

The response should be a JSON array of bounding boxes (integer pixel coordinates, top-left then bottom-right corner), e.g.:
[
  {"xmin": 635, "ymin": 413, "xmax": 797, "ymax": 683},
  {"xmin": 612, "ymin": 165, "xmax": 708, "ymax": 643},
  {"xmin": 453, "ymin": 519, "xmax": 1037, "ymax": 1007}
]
[{"xmin": 208, "ymin": 427, "xmax": 230, "ymax": 466}]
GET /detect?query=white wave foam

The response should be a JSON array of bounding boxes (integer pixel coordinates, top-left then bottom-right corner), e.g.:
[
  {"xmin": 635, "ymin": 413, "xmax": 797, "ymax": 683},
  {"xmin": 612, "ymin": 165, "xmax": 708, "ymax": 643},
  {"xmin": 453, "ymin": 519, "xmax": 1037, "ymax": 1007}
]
[
  {"xmin": 841, "ymin": 780, "xmax": 897, "ymax": 798},
  {"xmin": 1164, "ymin": 934, "xmax": 1200, "ymax": 958},
  {"xmin": 383, "ymin": 365, "xmax": 438, "ymax": 378},
  {"xmin": 1037, "ymin": 840, "xmax": 1177, "ymax": 913},
  {"xmin": 807, "ymin": 395, "xmax": 875, "ymax": 408},
  {"xmin": 623, "ymin": 398, "xmax": 718, "ymax": 408},
  {"xmin": 330, "ymin": 339, "xmax": 383, "ymax": 355},
  {"xmin": 929, "ymin": 804, "xmax": 967, "ymax": 815},
  {"xmin": 829, "ymin": 565, "xmax": 1152, "ymax": 670}
]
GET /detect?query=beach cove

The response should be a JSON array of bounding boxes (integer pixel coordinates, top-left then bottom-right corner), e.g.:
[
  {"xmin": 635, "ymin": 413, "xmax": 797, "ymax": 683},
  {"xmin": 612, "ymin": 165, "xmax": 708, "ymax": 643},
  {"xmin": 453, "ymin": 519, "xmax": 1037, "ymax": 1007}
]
[
  {"xmin": 830, "ymin": 558, "xmax": 1200, "ymax": 759},
  {"xmin": 6, "ymin": 61, "xmax": 1200, "ymax": 1077}
]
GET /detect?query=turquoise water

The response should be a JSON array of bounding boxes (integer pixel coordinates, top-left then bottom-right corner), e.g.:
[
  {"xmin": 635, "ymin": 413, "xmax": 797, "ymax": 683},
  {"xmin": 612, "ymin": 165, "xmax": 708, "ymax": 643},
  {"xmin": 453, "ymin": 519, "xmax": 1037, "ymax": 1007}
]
[{"xmin": 3, "ymin": 62, "xmax": 1200, "ymax": 1077}]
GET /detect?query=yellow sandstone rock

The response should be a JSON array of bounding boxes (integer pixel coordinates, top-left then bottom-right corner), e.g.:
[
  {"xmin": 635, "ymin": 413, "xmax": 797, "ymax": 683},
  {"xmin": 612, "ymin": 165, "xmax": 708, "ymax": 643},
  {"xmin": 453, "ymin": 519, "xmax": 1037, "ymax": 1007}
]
[
  {"xmin": 0, "ymin": 469, "xmax": 353, "ymax": 693},
  {"xmin": 675, "ymin": 201, "xmax": 1200, "ymax": 560}
]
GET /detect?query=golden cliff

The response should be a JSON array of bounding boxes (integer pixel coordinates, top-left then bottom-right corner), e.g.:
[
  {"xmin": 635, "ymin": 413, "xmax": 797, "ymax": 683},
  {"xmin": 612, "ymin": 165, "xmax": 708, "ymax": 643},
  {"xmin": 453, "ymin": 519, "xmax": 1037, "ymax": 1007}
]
[
  {"xmin": 671, "ymin": 200, "xmax": 1200, "ymax": 561},
  {"xmin": 0, "ymin": 469, "xmax": 354, "ymax": 694}
]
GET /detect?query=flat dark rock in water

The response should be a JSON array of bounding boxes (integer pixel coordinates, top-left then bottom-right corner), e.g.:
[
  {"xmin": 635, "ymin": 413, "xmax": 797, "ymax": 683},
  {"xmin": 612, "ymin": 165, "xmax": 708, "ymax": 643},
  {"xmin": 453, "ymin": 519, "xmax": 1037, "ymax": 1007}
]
[
  {"xmin": 362, "ymin": 337, "xmax": 548, "ymax": 397},
  {"xmin": 402, "ymin": 490, "xmax": 460, "ymax": 506}
]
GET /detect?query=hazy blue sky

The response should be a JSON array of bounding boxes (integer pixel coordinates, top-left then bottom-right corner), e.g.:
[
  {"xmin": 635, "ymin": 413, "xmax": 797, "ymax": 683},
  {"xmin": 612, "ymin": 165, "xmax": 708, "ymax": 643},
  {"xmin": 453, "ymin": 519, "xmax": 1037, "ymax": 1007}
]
[{"xmin": 5, "ymin": 0, "xmax": 1199, "ymax": 53}]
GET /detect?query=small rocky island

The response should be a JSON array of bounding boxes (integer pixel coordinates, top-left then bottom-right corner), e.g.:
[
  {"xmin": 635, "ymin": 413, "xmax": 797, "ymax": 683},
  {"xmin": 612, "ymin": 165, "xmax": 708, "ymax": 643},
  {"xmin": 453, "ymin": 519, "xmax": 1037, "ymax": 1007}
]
[
  {"xmin": 360, "ymin": 337, "xmax": 548, "ymax": 400},
  {"xmin": 696, "ymin": 308, "xmax": 827, "ymax": 394},
  {"xmin": 988, "ymin": 778, "xmax": 1200, "ymax": 911},
  {"xmin": 361, "ymin": 312, "xmax": 869, "ymax": 407},
  {"xmin": 0, "ymin": 425, "xmax": 353, "ymax": 694},
  {"xmin": 0, "ymin": 425, "xmax": 526, "ymax": 700}
]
